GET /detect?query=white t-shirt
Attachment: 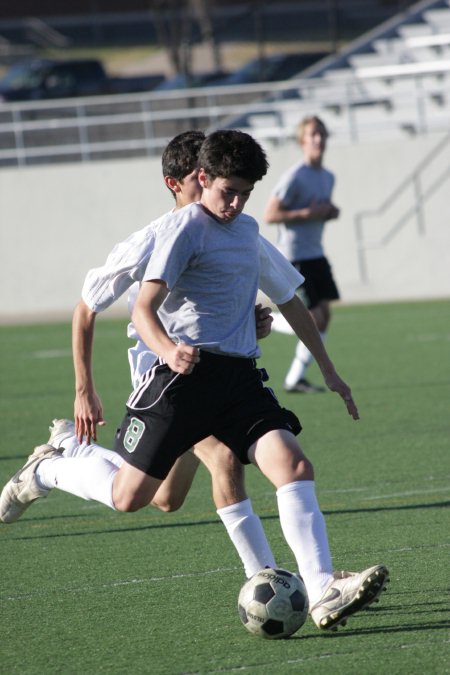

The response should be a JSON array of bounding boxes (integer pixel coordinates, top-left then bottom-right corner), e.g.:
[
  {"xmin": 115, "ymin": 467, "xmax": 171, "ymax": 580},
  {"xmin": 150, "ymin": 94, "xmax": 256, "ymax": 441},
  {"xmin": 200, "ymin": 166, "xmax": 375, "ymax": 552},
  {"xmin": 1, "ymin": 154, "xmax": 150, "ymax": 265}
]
[{"xmin": 82, "ymin": 203, "xmax": 304, "ymax": 383}]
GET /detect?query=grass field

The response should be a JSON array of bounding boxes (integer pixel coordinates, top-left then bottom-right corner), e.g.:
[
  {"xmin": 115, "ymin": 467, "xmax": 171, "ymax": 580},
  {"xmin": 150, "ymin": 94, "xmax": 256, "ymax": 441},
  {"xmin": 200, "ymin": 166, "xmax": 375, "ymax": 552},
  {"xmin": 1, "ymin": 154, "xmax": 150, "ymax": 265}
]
[{"xmin": 1, "ymin": 299, "xmax": 449, "ymax": 674}]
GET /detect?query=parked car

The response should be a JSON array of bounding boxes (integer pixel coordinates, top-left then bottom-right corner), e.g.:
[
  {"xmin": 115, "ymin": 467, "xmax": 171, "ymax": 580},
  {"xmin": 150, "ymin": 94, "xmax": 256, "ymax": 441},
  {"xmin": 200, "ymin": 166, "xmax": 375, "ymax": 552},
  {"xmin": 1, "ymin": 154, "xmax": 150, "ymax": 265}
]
[
  {"xmin": 0, "ymin": 58, "xmax": 164, "ymax": 102},
  {"xmin": 215, "ymin": 52, "xmax": 329, "ymax": 86},
  {"xmin": 154, "ymin": 70, "xmax": 229, "ymax": 91}
]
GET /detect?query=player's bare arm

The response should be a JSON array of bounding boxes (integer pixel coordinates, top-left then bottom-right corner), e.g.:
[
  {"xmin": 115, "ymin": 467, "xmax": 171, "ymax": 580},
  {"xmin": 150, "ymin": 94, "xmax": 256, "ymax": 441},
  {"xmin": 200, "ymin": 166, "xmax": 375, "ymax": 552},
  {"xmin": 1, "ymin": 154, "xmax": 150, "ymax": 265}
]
[
  {"xmin": 277, "ymin": 294, "xmax": 359, "ymax": 420},
  {"xmin": 72, "ymin": 299, "xmax": 105, "ymax": 443},
  {"xmin": 265, "ymin": 195, "xmax": 339, "ymax": 225},
  {"xmin": 132, "ymin": 279, "xmax": 200, "ymax": 374}
]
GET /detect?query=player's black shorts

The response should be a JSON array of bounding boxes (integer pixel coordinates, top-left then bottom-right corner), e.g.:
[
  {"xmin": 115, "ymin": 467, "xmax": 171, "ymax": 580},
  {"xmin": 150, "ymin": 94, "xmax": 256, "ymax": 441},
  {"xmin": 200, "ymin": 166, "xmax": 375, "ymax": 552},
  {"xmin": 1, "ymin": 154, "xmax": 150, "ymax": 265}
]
[
  {"xmin": 292, "ymin": 256, "xmax": 340, "ymax": 309},
  {"xmin": 114, "ymin": 351, "xmax": 301, "ymax": 479}
]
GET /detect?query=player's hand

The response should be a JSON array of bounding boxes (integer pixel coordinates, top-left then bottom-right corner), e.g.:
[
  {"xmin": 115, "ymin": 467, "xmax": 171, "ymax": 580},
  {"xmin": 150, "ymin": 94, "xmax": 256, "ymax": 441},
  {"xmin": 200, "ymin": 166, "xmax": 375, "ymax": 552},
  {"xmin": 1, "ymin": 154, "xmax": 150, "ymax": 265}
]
[
  {"xmin": 308, "ymin": 200, "xmax": 338, "ymax": 221},
  {"xmin": 255, "ymin": 303, "xmax": 273, "ymax": 340},
  {"xmin": 323, "ymin": 370, "xmax": 360, "ymax": 420},
  {"xmin": 166, "ymin": 343, "xmax": 200, "ymax": 375},
  {"xmin": 74, "ymin": 390, "xmax": 106, "ymax": 444},
  {"xmin": 327, "ymin": 203, "xmax": 340, "ymax": 220}
]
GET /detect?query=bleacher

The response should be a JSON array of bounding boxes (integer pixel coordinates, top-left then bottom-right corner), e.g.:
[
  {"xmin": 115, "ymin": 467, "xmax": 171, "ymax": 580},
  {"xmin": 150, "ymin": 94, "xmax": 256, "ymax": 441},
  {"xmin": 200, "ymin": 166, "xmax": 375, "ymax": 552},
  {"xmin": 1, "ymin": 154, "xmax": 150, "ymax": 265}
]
[
  {"xmin": 242, "ymin": 0, "xmax": 450, "ymax": 144},
  {"xmin": 1, "ymin": 0, "xmax": 450, "ymax": 166}
]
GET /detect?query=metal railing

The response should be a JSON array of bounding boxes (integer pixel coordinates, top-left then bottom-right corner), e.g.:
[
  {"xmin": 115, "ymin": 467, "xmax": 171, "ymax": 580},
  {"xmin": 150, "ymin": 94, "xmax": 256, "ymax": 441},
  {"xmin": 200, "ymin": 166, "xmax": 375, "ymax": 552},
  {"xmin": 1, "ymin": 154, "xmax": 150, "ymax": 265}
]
[
  {"xmin": 354, "ymin": 130, "xmax": 450, "ymax": 283},
  {"xmin": 1, "ymin": 60, "xmax": 450, "ymax": 168}
]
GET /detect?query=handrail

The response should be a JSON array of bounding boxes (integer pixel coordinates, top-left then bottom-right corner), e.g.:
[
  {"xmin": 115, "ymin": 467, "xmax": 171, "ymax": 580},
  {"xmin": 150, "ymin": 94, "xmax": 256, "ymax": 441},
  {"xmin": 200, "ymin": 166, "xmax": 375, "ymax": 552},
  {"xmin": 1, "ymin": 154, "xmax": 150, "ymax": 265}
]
[{"xmin": 354, "ymin": 131, "xmax": 450, "ymax": 283}]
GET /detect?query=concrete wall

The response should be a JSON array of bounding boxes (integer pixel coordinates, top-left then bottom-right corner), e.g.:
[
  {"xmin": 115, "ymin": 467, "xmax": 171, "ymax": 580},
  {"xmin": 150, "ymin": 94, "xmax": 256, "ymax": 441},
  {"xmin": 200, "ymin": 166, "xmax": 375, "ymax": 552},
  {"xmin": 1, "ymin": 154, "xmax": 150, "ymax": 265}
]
[{"xmin": 1, "ymin": 131, "xmax": 449, "ymax": 323}]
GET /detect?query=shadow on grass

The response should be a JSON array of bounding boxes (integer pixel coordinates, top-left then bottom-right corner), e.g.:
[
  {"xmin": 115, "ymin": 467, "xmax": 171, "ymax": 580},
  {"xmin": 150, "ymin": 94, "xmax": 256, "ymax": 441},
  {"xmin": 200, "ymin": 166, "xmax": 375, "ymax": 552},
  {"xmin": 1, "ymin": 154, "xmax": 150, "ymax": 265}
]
[
  {"xmin": 312, "ymin": 617, "xmax": 450, "ymax": 639},
  {"xmin": 3, "ymin": 499, "xmax": 449, "ymax": 541},
  {"xmin": 273, "ymin": 609, "xmax": 450, "ymax": 642}
]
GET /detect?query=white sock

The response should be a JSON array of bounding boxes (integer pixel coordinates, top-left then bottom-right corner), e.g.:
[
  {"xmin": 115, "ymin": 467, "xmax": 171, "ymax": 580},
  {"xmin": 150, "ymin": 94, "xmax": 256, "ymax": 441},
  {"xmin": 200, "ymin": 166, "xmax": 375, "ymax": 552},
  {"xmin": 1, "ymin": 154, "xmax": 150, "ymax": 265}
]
[
  {"xmin": 284, "ymin": 331, "xmax": 327, "ymax": 388},
  {"xmin": 217, "ymin": 498, "xmax": 276, "ymax": 578},
  {"xmin": 276, "ymin": 481, "xmax": 333, "ymax": 604},
  {"xmin": 54, "ymin": 433, "xmax": 79, "ymax": 454},
  {"xmin": 36, "ymin": 456, "xmax": 117, "ymax": 509},
  {"xmin": 62, "ymin": 434, "xmax": 124, "ymax": 469}
]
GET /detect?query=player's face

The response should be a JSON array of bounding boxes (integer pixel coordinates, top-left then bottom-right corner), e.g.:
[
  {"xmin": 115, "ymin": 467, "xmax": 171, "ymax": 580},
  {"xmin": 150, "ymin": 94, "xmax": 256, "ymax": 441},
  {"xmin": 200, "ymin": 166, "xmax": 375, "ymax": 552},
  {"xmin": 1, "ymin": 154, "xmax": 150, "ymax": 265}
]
[
  {"xmin": 199, "ymin": 172, "xmax": 254, "ymax": 223},
  {"xmin": 300, "ymin": 122, "xmax": 327, "ymax": 166}
]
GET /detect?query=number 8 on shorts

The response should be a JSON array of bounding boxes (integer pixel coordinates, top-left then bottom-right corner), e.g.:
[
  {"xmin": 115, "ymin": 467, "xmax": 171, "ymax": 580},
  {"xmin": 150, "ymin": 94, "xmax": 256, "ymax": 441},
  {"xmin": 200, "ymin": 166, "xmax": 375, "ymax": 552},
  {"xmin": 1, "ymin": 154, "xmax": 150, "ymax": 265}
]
[{"xmin": 124, "ymin": 417, "xmax": 145, "ymax": 453}]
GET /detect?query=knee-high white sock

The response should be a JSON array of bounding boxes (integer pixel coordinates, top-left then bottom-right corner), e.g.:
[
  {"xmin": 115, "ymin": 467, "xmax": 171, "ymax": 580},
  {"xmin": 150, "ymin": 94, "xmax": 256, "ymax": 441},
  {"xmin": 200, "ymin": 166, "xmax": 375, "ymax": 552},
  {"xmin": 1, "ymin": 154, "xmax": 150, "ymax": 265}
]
[
  {"xmin": 36, "ymin": 456, "xmax": 117, "ymax": 509},
  {"xmin": 217, "ymin": 498, "xmax": 276, "ymax": 578},
  {"xmin": 276, "ymin": 481, "xmax": 333, "ymax": 604},
  {"xmin": 284, "ymin": 331, "xmax": 327, "ymax": 387},
  {"xmin": 62, "ymin": 435, "xmax": 124, "ymax": 469}
]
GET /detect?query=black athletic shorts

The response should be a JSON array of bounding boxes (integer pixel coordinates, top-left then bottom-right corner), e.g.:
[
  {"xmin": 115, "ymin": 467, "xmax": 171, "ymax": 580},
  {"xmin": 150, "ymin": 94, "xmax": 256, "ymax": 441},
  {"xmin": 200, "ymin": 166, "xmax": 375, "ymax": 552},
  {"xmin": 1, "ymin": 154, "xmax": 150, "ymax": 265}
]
[
  {"xmin": 114, "ymin": 351, "xmax": 301, "ymax": 479},
  {"xmin": 292, "ymin": 256, "xmax": 340, "ymax": 309}
]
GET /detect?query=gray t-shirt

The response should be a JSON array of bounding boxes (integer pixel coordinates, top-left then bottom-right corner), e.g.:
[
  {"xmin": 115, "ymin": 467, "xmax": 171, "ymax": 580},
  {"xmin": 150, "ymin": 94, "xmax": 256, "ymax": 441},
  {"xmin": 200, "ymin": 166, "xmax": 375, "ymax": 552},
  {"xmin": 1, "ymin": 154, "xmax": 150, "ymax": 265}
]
[
  {"xmin": 143, "ymin": 202, "xmax": 302, "ymax": 359},
  {"xmin": 272, "ymin": 161, "xmax": 335, "ymax": 262},
  {"xmin": 83, "ymin": 204, "xmax": 303, "ymax": 384}
]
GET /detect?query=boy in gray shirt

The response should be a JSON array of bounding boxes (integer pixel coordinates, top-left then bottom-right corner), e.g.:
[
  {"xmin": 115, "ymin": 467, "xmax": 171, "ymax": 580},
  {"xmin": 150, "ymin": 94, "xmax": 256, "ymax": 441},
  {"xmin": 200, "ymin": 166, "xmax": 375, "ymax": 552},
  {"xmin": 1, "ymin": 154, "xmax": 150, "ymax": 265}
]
[{"xmin": 265, "ymin": 115, "xmax": 340, "ymax": 393}]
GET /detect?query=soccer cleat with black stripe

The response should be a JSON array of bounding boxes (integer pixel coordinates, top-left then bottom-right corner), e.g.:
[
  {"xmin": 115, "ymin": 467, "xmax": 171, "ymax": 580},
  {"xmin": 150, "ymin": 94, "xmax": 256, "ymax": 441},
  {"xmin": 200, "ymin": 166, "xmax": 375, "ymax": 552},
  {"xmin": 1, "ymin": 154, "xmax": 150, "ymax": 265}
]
[{"xmin": 310, "ymin": 564, "xmax": 390, "ymax": 630}]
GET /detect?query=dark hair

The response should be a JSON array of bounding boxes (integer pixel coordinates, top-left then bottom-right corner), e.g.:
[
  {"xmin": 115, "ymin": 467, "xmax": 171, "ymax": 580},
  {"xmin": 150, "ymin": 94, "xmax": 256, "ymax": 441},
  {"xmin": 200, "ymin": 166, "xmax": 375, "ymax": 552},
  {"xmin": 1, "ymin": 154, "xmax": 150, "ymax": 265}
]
[
  {"xmin": 161, "ymin": 130, "xmax": 205, "ymax": 180},
  {"xmin": 198, "ymin": 130, "xmax": 268, "ymax": 184}
]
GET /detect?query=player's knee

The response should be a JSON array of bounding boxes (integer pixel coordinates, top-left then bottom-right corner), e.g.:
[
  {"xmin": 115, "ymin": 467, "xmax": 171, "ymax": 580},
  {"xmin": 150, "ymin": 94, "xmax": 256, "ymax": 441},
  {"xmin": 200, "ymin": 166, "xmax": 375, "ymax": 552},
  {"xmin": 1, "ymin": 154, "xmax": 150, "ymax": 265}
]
[
  {"xmin": 213, "ymin": 446, "xmax": 243, "ymax": 476},
  {"xmin": 293, "ymin": 456, "xmax": 314, "ymax": 481},
  {"xmin": 151, "ymin": 494, "xmax": 184, "ymax": 512},
  {"xmin": 113, "ymin": 489, "xmax": 149, "ymax": 512}
]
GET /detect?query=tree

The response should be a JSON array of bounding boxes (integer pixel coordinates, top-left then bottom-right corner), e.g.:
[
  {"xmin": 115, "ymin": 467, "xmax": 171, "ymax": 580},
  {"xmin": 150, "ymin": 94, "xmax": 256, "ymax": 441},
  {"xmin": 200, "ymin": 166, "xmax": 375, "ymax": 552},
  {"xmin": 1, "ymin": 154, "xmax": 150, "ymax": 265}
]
[{"xmin": 151, "ymin": 0, "xmax": 221, "ymax": 77}]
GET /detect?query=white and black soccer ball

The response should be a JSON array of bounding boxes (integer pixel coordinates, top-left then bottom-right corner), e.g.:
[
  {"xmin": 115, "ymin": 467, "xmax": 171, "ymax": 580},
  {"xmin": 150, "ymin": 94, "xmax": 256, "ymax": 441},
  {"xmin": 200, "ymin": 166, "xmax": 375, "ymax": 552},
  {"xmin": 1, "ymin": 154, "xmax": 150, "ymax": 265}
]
[{"xmin": 238, "ymin": 567, "xmax": 309, "ymax": 639}]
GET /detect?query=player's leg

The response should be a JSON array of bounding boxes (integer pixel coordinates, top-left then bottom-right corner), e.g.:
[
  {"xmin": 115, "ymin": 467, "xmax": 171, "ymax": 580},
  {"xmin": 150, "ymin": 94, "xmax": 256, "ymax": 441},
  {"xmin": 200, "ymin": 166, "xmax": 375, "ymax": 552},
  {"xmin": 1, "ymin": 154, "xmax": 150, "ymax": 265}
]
[
  {"xmin": 150, "ymin": 452, "xmax": 200, "ymax": 511},
  {"xmin": 192, "ymin": 436, "xmax": 246, "ymax": 508},
  {"xmin": 112, "ymin": 460, "xmax": 161, "ymax": 511},
  {"xmin": 0, "ymin": 444, "xmax": 120, "ymax": 522},
  {"xmin": 248, "ymin": 429, "xmax": 329, "ymax": 599},
  {"xmin": 248, "ymin": 429, "xmax": 389, "ymax": 630},
  {"xmin": 48, "ymin": 420, "xmax": 275, "ymax": 578},
  {"xmin": 285, "ymin": 258, "xmax": 339, "ymax": 393},
  {"xmin": 48, "ymin": 417, "xmax": 274, "ymax": 578},
  {"xmin": 49, "ymin": 418, "xmax": 197, "ymax": 511},
  {"xmin": 50, "ymin": 419, "xmax": 244, "ymax": 514},
  {"xmin": 310, "ymin": 299, "xmax": 330, "ymax": 333},
  {"xmin": 190, "ymin": 435, "xmax": 277, "ymax": 578},
  {"xmin": 284, "ymin": 263, "xmax": 324, "ymax": 392},
  {"xmin": 35, "ymin": 450, "xmax": 161, "ymax": 513},
  {"xmin": 284, "ymin": 301, "xmax": 329, "ymax": 393},
  {"xmin": 51, "ymin": 418, "xmax": 165, "ymax": 510},
  {"xmin": 0, "ymin": 408, "xmax": 166, "ymax": 522}
]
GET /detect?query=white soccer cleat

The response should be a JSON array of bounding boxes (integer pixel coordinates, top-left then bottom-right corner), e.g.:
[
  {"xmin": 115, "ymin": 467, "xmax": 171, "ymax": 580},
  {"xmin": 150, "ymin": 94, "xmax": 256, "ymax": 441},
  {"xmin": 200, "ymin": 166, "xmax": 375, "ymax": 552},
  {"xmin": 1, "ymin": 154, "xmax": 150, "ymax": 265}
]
[
  {"xmin": 48, "ymin": 418, "xmax": 76, "ymax": 448},
  {"xmin": 310, "ymin": 564, "xmax": 390, "ymax": 630},
  {"xmin": 0, "ymin": 444, "xmax": 62, "ymax": 524}
]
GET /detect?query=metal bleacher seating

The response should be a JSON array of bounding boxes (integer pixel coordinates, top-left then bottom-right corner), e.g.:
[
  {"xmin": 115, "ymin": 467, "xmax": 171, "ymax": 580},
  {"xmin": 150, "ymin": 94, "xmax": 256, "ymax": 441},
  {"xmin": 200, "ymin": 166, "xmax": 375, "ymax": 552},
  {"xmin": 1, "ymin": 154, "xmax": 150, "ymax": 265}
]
[{"xmin": 256, "ymin": 0, "xmax": 450, "ymax": 144}]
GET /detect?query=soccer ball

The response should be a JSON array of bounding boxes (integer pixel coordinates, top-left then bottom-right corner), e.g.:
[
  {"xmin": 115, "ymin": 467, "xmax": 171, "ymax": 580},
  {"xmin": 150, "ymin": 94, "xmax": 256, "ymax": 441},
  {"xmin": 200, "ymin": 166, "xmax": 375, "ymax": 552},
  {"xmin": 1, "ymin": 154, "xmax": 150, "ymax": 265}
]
[{"xmin": 238, "ymin": 567, "xmax": 309, "ymax": 639}]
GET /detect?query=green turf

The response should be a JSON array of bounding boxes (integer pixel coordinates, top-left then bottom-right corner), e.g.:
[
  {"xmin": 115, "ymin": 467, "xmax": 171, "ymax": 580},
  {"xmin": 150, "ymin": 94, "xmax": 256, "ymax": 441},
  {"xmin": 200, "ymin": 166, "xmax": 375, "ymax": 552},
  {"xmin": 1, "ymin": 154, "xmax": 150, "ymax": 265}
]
[{"xmin": 1, "ymin": 299, "xmax": 449, "ymax": 674}]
